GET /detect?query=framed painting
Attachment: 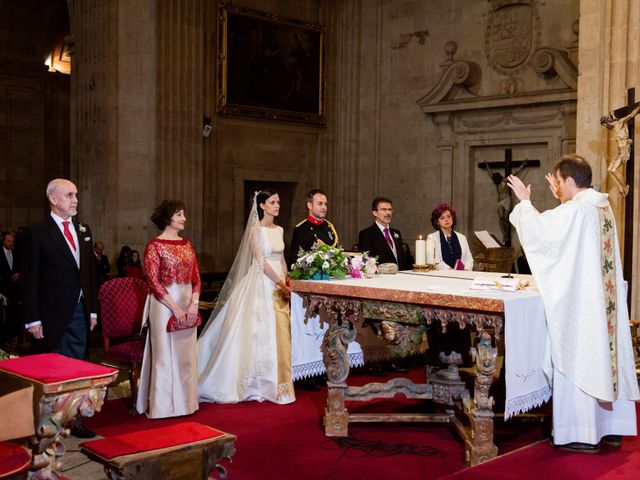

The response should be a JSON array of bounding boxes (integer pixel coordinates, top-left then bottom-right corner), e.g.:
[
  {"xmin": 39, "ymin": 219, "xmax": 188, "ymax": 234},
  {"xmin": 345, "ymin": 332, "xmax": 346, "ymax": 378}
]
[{"xmin": 217, "ymin": 4, "xmax": 326, "ymax": 125}]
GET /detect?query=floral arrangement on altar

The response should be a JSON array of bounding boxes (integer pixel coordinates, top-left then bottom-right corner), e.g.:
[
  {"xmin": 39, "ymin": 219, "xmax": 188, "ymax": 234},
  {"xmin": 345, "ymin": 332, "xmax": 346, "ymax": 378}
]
[
  {"xmin": 348, "ymin": 251, "xmax": 378, "ymax": 278},
  {"xmin": 290, "ymin": 243, "xmax": 378, "ymax": 280},
  {"xmin": 290, "ymin": 243, "xmax": 349, "ymax": 280}
]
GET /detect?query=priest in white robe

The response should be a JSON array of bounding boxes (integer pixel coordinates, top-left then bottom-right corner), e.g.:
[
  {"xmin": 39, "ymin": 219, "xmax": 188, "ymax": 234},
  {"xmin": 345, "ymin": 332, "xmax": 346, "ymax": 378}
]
[{"xmin": 507, "ymin": 154, "xmax": 639, "ymax": 453}]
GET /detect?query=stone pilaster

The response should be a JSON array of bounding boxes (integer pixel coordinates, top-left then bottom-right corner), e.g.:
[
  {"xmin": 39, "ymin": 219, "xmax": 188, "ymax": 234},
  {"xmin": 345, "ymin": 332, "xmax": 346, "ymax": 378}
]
[
  {"xmin": 576, "ymin": 0, "xmax": 640, "ymax": 316},
  {"xmin": 322, "ymin": 0, "xmax": 362, "ymax": 247},
  {"xmin": 156, "ymin": 0, "xmax": 205, "ymax": 250},
  {"xmin": 68, "ymin": 0, "xmax": 156, "ymax": 260}
]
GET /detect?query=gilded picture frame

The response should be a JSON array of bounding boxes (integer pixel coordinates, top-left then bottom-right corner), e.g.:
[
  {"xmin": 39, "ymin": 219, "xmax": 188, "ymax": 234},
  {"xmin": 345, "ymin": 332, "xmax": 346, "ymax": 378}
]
[{"xmin": 217, "ymin": 4, "xmax": 326, "ymax": 125}]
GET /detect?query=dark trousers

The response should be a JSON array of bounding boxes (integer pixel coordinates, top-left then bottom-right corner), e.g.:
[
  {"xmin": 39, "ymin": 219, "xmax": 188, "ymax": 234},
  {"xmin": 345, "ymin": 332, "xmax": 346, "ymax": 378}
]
[{"xmin": 53, "ymin": 301, "xmax": 88, "ymax": 360}]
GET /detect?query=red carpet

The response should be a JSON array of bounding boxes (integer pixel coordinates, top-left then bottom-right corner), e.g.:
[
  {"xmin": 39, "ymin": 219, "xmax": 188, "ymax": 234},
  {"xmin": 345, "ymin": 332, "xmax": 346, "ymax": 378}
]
[
  {"xmin": 86, "ymin": 365, "xmax": 546, "ymax": 479},
  {"xmin": 442, "ymin": 403, "xmax": 640, "ymax": 480}
]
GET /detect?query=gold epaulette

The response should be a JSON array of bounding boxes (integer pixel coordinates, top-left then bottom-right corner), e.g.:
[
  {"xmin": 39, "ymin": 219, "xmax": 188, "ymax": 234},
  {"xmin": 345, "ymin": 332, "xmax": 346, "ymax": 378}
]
[
  {"xmin": 295, "ymin": 218, "xmax": 308, "ymax": 227},
  {"xmin": 325, "ymin": 220, "xmax": 339, "ymax": 247}
]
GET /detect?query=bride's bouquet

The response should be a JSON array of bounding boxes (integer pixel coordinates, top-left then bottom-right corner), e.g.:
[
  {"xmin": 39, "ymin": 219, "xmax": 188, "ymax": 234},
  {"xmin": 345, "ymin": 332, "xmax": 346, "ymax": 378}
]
[{"xmin": 290, "ymin": 243, "xmax": 349, "ymax": 280}]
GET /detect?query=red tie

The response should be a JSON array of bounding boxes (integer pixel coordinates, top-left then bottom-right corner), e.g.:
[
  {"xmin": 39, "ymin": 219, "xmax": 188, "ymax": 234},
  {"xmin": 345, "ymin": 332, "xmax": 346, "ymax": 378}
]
[
  {"xmin": 62, "ymin": 221, "xmax": 77, "ymax": 251},
  {"xmin": 383, "ymin": 228, "xmax": 394, "ymax": 249}
]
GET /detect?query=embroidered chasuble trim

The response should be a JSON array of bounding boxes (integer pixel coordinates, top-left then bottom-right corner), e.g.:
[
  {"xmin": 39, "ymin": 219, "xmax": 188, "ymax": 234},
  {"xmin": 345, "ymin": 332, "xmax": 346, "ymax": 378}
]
[{"xmin": 599, "ymin": 206, "xmax": 618, "ymax": 397}]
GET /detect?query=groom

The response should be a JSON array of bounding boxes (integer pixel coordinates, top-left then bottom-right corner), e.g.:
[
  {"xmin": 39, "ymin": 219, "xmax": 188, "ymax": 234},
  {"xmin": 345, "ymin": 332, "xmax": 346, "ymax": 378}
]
[{"xmin": 21, "ymin": 178, "xmax": 98, "ymax": 438}]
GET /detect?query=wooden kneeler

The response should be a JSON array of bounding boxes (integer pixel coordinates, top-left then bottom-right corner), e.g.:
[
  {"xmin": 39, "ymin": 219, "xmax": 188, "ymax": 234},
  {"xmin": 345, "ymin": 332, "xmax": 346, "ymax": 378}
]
[{"xmin": 80, "ymin": 422, "xmax": 236, "ymax": 480}]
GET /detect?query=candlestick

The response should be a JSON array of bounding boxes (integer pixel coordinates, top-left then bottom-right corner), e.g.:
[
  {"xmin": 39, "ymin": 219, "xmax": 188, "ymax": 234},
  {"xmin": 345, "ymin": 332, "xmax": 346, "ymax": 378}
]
[
  {"xmin": 426, "ymin": 237, "xmax": 435, "ymax": 264},
  {"xmin": 415, "ymin": 236, "xmax": 426, "ymax": 265}
]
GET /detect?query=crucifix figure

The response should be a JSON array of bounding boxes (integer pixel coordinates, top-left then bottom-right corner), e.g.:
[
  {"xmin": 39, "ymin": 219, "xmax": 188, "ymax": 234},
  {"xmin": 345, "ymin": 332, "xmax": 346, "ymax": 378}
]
[
  {"xmin": 479, "ymin": 149, "xmax": 540, "ymax": 247},
  {"xmin": 600, "ymin": 101, "xmax": 640, "ymax": 196}
]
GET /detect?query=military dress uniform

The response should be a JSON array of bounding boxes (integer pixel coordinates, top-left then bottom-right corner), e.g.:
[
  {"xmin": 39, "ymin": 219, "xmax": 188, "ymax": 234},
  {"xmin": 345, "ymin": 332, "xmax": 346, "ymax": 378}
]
[{"xmin": 288, "ymin": 216, "xmax": 339, "ymax": 269}]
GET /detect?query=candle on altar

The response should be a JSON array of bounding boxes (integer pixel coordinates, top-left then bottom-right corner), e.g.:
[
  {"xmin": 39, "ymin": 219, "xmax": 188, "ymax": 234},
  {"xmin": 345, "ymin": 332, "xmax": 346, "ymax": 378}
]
[
  {"xmin": 415, "ymin": 236, "xmax": 426, "ymax": 265},
  {"xmin": 426, "ymin": 237, "xmax": 436, "ymax": 264}
]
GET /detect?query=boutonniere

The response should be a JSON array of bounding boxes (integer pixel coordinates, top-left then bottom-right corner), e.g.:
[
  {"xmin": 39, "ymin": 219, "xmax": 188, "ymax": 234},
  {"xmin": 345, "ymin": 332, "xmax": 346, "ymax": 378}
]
[
  {"xmin": 78, "ymin": 224, "xmax": 87, "ymax": 234},
  {"xmin": 393, "ymin": 232, "xmax": 399, "ymax": 239}
]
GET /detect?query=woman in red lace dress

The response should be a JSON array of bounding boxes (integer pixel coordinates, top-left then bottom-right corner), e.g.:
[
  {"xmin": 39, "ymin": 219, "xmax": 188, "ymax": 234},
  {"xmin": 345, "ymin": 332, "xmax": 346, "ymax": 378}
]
[{"xmin": 136, "ymin": 200, "xmax": 201, "ymax": 418}]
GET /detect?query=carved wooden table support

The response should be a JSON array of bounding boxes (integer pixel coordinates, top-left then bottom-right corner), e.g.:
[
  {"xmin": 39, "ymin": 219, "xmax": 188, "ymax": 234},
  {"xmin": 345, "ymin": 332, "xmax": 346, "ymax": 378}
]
[
  {"xmin": 462, "ymin": 331, "xmax": 499, "ymax": 465},
  {"xmin": 303, "ymin": 294, "xmax": 361, "ymax": 436},
  {"xmin": 0, "ymin": 355, "xmax": 117, "ymax": 480},
  {"xmin": 30, "ymin": 385, "xmax": 110, "ymax": 480}
]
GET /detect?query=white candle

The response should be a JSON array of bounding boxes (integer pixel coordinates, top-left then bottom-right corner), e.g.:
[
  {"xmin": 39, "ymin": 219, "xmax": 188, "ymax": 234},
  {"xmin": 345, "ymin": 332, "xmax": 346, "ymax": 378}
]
[
  {"xmin": 426, "ymin": 237, "xmax": 436, "ymax": 264},
  {"xmin": 415, "ymin": 236, "xmax": 426, "ymax": 265}
]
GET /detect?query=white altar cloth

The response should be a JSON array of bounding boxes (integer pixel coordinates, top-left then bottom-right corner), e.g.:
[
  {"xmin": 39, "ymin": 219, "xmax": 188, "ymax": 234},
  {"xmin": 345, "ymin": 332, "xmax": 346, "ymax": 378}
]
[{"xmin": 291, "ymin": 270, "xmax": 551, "ymax": 419}]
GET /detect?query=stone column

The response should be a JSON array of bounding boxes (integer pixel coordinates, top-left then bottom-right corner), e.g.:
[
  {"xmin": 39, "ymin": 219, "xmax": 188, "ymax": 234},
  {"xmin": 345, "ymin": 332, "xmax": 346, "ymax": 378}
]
[
  {"xmin": 156, "ymin": 0, "xmax": 205, "ymax": 250},
  {"xmin": 68, "ymin": 0, "xmax": 156, "ymax": 260},
  {"xmin": 321, "ymin": 0, "xmax": 362, "ymax": 247}
]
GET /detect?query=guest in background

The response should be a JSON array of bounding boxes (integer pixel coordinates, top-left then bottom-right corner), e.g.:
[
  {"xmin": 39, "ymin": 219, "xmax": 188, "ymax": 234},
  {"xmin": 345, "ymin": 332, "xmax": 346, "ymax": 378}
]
[
  {"xmin": 125, "ymin": 249, "xmax": 144, "ymax": 280},
  {"xmin": 351, "ymin": 243, "xmax": 359, "ymax": 252},
  {"xmin": 115, "ymin": 245, "xmax": 131, "ymax": 277},
  {"xmin": 426, "ymin": 203, "xmax": 473, "ymax": 368},
  {"xmin": 0, "ymin": 232, "xmax": 20, "ymax": 351},
  {"xmin": 136, "ymin": 200, "xmax": 200, "ymax": 419},
  {"xmin": 401, "ymin": 242, "xmax": 414, "ymax": 266},
  {"xmin": 93, "ymin": 241, "xmax": 111, "ymax": 285},
  {"xmin": 427, "ymin": 203, "xmax": 473, "ymax": 271},
  {"xmin": 198, "ymin": 189, "xmax": 295, "ymax": 404}
]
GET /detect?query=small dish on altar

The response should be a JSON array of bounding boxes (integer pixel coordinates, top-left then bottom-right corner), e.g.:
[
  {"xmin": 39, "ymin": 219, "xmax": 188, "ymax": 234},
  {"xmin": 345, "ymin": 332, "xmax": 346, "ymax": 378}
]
[
  {"xmin": 377, "ymin": 262, "xmax": 398, "ymax": 274},
  {"xmin": 413, "ymin": 263, "xmax": 437, "ymax": 272}
]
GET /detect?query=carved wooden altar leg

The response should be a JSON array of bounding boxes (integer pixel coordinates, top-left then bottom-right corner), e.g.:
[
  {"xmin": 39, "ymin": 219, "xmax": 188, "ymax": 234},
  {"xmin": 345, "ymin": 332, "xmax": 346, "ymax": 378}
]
[
  {"xmin": 464, "ymin": 332, "xmax": 498, "ymax": 466},
  {"xmin": 322, "ymin": 320, "xmax": 357, "ymax": 437},
  {"xmin": 30, "ymin": 386, "xmax": 108, "ymax": 480}
]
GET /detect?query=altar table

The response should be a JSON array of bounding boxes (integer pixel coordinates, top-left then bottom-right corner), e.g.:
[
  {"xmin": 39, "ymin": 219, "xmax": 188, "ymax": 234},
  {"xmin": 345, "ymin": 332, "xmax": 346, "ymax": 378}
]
[
  {"xmin": 291, "ymin": 270, "xmax": 551, "ymax": 466},
  {"xmin": 0, "ymin": 354, "xmax": 118, "ymax": 480}
]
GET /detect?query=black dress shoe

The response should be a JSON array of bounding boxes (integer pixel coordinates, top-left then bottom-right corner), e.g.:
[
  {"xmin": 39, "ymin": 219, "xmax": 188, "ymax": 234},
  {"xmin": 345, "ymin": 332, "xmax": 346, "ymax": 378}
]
[
  {"xmin": 549, "ymin": 439, "xmax": 600, "ymax": 454},
  {"xmin": 601, "ymin": 435, "xmax": 622, "ymax": 448},
  {"xmin": 71, "ymin": 425, "xmax": 97, "ymax": 439},
  {"xmin": 389, "ymin": 363, "xmax": 409, "ymax": 373}
]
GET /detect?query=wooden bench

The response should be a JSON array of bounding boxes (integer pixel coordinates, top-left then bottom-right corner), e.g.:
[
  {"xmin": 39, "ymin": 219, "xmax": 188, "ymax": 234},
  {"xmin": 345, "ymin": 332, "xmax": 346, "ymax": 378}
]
[{"xmin": 80, "ymin": 422, "xmax": 236, "ymax": 480}]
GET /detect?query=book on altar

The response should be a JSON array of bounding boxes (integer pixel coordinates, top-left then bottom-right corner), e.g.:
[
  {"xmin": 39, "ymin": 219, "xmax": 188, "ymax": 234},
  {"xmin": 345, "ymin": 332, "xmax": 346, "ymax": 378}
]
[
  {"xmin": 474, "ymin": 231, "xmax": 501, "ymax": 249},
  {"xmin": 469, "ymin": 277, "xmax": 526, "ymax": 291}
]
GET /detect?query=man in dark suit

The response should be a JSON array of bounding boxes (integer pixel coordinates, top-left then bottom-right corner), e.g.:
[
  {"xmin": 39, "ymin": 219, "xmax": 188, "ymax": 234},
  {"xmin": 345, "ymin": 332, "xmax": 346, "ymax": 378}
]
[
  {"xmin": 358, "ymin": 197, "xmax": 411, "ymax": 374},
  {"xmin": 288, "ymin": 189, "xmax": 339, "ymax": 269},
  {"xmin": 0, "ymin": 232, "xmax": 20, "ymax": 350},
  {"xmin": 358, "ymin": 197, "xmax": 411, "ymax": 271},
  {"xmin": 21, "ymin": 178, "xmax": 98, "ymax": 437}
]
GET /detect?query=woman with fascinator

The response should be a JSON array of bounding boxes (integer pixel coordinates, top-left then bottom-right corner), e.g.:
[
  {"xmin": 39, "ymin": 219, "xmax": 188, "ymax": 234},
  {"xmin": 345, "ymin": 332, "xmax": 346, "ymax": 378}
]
[
  {"xmin": 197, "ymin": 189, "xmax": 295, "ymax": 404},
  {"xmin": 426, "ymin": 203, "xmax": 474, "ymax": 271}
]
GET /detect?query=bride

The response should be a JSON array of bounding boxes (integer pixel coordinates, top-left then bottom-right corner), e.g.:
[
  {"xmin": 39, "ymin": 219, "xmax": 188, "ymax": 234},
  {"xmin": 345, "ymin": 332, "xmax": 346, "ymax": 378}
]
[{"xmin": 198, "ymin": 189, "xmax": 295, "ymax": 404}]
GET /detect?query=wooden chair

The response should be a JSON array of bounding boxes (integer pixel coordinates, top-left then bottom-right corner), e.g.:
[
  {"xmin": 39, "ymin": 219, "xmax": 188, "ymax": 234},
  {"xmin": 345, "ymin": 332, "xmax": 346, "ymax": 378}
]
[
  {"xmin": 99, "ymin": 278, "xmax": 149, "ymax": 414},
  {"xmin": 0, "ymin": 386, "xmax": 33, "ymax": 480}
]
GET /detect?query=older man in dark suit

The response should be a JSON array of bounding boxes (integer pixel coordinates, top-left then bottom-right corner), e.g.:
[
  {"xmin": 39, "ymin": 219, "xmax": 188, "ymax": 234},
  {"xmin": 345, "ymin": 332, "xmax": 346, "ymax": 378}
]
[
  {"xmin": 21, "ymin": 178, "xmax": 98, "ymax": 437},
  {"xmin": 358, "ymin": 196, "xmax": 411, "ymax": 271}
]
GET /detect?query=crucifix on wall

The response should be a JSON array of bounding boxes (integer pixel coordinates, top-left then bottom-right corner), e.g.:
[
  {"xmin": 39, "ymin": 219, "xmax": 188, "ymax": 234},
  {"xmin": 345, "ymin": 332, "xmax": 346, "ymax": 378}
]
[
  {"xmin": 478, "ymin": 149, "xmax": 541, "ymax": 247},
  {"xmin": 600, "ymin": 88, "xmax": 638, "ymax": 309}
]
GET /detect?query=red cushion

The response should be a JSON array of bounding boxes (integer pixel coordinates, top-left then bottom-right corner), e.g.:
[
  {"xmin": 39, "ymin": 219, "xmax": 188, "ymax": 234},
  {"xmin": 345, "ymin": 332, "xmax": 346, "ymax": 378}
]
[
  {"xmin": 80, "ymin": 422, "xmax": 226, "ymax": 461},
  {"xmin": 0, "ymin": 441, "xmax": 31, "ymax": 478},
  {"xmin": 0, "ymin": 354, "xmax": 117, "ymax": 385},
  {"xmin": 107, "ymin": 340, "xmax": 145, "ymax": 364}
]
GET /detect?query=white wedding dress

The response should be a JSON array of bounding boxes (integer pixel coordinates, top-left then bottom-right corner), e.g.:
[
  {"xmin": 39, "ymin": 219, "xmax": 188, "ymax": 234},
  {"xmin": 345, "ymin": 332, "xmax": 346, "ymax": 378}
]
[{"xmin": 197, "ymin": 223, "xmax": 295, "ymax": 404}]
